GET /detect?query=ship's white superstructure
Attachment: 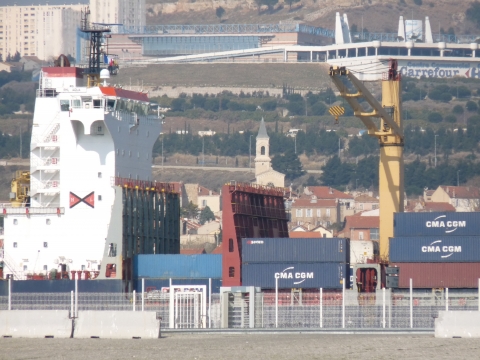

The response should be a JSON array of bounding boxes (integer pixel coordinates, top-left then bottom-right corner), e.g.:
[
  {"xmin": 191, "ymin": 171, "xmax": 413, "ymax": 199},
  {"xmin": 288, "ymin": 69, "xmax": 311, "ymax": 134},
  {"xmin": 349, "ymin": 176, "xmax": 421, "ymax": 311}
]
[{"xmin": 2, "ymin": 66, "xmax": 161, "ymax": 280}]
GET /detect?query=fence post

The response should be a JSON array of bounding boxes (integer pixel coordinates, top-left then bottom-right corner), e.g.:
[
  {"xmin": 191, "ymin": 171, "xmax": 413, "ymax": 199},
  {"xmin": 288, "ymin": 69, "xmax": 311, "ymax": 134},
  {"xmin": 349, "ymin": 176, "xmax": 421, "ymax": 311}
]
[
  {"xmin": 208, "ymin": 278, "xmax": 212, "ymax": 329},
  {"xmin": 70, "ymin": 291, "xmax": 74, "ymax": 317},
  {"xmin": 342, "ymin": 278, "xmax": 345, "ymax": 329},
  {"xmin": 133, "ymin": 290, "xmax": 136, "ymax": 311},
  {"xmin": 409, "ymin": 278, "xmax": 413, "ymax": 329},
  {"xmin": 75, "ymin": 278, "xmax": 78, "ymax": 318},
  {"xmin": 8, "ymin": 278, "xmax": 11, "ymax": 311},
  {"xmin": 275, "ymin": 277, "xmax": 278, "ymax": 328},
  {"xmin": 446, "ymin": 288, "xmax": 449, "ymax": 312},
  {"xmin": 320, "ymin": 288, "xmax": 323, "ymax": 328},
  {"xmin": 169, "ymin": 278, "xmax": 174, "ymax": 329},
  {"xmin": 142, "ymin": 278, "xmax": 144, "ymax": 312},
  {"xmin": 388, "ymin": 289, "xmax": 392, "ymax": 328},
  {"xmin": 382, "ymin": 287, "xmax": 386, "ymax": 329}
]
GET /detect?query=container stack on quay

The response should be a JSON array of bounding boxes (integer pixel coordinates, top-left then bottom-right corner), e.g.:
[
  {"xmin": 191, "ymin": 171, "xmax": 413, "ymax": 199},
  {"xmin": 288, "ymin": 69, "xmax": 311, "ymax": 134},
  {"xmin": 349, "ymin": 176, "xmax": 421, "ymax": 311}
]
[
  {"xmin": 132, "ymin": 254, "xmax": 222, "ymax": 292},
  {"xmin": 390, "ymin": 212, "xmax": 480, "ymax": 288},
  {"xmin": 241, "ymin": 238, "xmax": 349, "ymax": 289}
]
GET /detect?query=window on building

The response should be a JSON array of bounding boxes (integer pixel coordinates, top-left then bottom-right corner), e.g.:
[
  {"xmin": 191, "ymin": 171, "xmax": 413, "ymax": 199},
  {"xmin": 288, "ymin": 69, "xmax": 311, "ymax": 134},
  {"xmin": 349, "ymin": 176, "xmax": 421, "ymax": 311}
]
[
  {"xmin": 326, "ymin": 209, "xmax": 331, "ymax": 217},
  {"xmin": 296, "ymin": 209, "xmax": 303, "ymax": 217},
  {"xmin": 358, "ymin": 204, "xmax": 364, "ymax": 210},
  {"xmin": 229, "ymin": 238, "xmax": 234, "ymax": 252},
  {"xmin": 261, "ymin": 146, "xmax": 265, "ymax": 155},
  {"xmin": 306, "ymin": 209, "xmax": 312, "ymax": 217},
  {"xmin": 359, "ymin": 231, "xmax": 364, "ymax": 240},
  {"xmin": 108, "ymin": 243, "xmax": 117, "ymax": 257},
  {"xmin": 43, "ymin": 242, "xmax": 48, "ymax": 248},
  {"xmin": 93, "ymin": 99, "xmax": 102, "ymax": 108},
  {"xmin": 229, "ymin": 267, "xmax": 235, "ymax": 278},
  {"xmin": 13, "ymin": 242, "xmax": 17, "ymax": 248},
  {"xmin": 98, "ymin": 195, "xmax": 102, "ymax": 201},
  {"xmin": 372, "ymin": 204, "xmax": 378, "ymax": 210},
  {"xmin": 317, "ymin": 209, "xmax": 321, "ymax": 217},
  {"xmin": 46, "ymin": 219, "xmax": 51, "ymax": 225},
  {"xmin": 370, "ymin": 228, "xmax": 379, "ymax": 240},
  {"xmin": 43, "ymin": 265, "xmax": 48, "ymax": 271},
  {"xmin": 202, "ymin": 200, "xmax": 207, "ymax": 207},
  {"xmin": 23, "ymin": 265, "xmax": 27, "ymax": 271},
  {"xmin": 98, "ymin": 172, "xmax": 102, "ymax": 178},
  {"xmin": 13, "ymin": 219, "xmax": 18, "ymax": 225},
  {"xmin": 81, "ymin": 265, "xmax": 85, "ymax": 271}
]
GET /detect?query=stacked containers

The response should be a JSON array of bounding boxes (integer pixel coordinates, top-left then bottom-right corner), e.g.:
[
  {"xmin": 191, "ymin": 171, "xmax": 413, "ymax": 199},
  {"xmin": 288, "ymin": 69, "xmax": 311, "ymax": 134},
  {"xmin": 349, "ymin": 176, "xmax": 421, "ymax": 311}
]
[
  {"xmin": 391, "ymin": 212, "xmax": 480, "ymax": 288},
  {"xmin": 241, "ymin": 238, "xmax": 349, "ymax": 289}
]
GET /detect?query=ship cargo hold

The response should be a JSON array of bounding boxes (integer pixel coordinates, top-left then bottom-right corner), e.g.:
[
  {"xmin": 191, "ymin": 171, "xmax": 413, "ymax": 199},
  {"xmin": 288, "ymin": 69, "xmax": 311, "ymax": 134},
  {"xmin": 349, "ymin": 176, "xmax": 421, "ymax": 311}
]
[
  {"xmin": 390, "ymin": 263, "xmax": 480, "ymax": 288},
  {"xmin": 221, "ymin": 182, "xmax": 289, "ymax": 287},
  {"xmin": 390, "ymin": 236, "xmax": 480, "ymax": 262},
  {"xmin": 242, "ymin": 238, "xmax": 349, "ymax": 263},
  {"xmin": 394, "ymin": 212, "xmax": 480, "ymax": 237},
  {"xmin": 242, "ymin": 262, "xmax": 348, "ymax": 289}
]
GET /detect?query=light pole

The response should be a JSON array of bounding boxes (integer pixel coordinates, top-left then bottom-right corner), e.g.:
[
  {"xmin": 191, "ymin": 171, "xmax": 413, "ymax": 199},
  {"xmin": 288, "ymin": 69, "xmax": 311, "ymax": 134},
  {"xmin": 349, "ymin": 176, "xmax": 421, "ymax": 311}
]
[
  {"xmin": 457, "ymin": 170, "xmax": 460, "ymax": 186},
  {"xmin": 249, "ymin": 134, "xmax": 253, "ymax": 171},
  {"xmin": 161, "ymin": 136, "xmax": 164, "ymax": 168},
  {"xmin": 434, "ymin": 134, "xmax": 438, "ymax": 168}
]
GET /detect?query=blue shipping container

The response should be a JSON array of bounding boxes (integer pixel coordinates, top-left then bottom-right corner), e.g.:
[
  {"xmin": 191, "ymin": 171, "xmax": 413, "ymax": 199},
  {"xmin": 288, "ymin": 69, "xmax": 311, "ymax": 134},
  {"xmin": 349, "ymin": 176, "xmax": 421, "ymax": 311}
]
[
  {"xmin": 390, "ymin": 236, "xmax": 480, "ymax": 263},
  {"xmin": 133, "ymin": 254, "xmax": 222, "ymax": 279},
  {"xmin": 241, "ymin": 238, "xmax": 349, "ymax": 263},
  {"xmin": 242, "ymin": 262, "xmax": 348, "ymax": 289},
  {"xmin": 394, "ymin": 212, "xmax": 480, "ymax": 237}
]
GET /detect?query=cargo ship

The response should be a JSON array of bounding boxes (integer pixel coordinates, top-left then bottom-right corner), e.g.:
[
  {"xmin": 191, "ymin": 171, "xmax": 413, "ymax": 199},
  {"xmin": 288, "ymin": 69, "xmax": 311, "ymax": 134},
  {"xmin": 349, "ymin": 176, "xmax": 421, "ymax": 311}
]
[{"xmin": 0, "ymin": 13, "xmax": 180, "ymax": 293}]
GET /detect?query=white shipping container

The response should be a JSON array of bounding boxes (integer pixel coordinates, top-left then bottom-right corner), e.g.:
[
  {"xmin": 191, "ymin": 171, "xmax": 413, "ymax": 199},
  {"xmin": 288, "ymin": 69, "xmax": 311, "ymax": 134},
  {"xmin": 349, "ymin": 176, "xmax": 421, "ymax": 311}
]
[{"xmin": 350, "ymin": 241, "xmax": 374, "ymax": 265}]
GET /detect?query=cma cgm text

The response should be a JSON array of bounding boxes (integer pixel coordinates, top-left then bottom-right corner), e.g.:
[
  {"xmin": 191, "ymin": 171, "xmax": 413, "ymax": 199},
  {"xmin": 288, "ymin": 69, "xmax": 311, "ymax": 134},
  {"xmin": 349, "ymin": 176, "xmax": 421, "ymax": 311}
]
[
  {"xmin": 421, "ymin": 246, "xmax": 462, "ymax": 253},
  {"xmin": 275, "ymin": 272, "xmax": 314, "ymax": 279},
  {"xmin": 425, "ymin": 221, "xmax": 466, "ymax": 228}
]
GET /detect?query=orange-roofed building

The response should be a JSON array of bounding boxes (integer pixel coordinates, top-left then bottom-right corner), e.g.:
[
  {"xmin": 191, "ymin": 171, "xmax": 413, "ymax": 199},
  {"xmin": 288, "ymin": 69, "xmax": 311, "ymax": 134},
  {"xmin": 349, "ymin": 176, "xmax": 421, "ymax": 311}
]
[{"xmin": 337, "ymin": 215, "xmax": 379, "ymax": 242}]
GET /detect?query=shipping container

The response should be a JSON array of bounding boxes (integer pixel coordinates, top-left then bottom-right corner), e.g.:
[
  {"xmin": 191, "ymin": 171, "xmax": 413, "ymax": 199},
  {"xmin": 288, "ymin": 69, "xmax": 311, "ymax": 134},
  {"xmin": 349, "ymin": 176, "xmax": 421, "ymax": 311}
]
[
  {"xmin": 390, "ymin": 236, "xmax": 480, "ymax": 263},
  {"xmin": 350, "ymin": 241, "xmax": 375, "ymax": 265},
  {"xmin": 390, "ymin": 263, "xmax": 480, "ymax": 288},
  {"xmin": 242, "ymin": 262, "xmax": 348, "ymax": 289},
  {"xmin": 241, "ymin": 238, "xmax": 349, "ymax": 264},
  {"xmin": 394, "ymin": 212, "xmax": 480, "ymax": 237},
  {"xmin": 133, "ymin": 254, "xmax": 222, "ymax": 279},
  {"xmin": 133, "ymin": 278, "xmax": 222, "ymax": 294}
]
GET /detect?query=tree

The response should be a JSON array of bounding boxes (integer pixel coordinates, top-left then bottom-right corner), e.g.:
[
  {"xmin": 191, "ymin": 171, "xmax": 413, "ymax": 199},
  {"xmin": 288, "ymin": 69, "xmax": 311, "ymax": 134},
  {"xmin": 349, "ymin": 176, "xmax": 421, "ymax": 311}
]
[
  {"xmin": 428, "ymin": 112, "xmax": 443, "ymax": 123},
  {"xmin": 272, "ymin": 149, "xmax": 304, "ymax": 180},
  {"xmin": 413, "ymin": 0, "xmax": 422, "ymax": 5},
  {"xmin": 452, "ymin": 104, "xmax": 464, "ymax": 115},
  {"xmin": 12, "ymin": 51, "xmax": 21, "ymax": 62},
  {"xmin": 466, "ymin": 1, "xmax": 480, "ymax": 29},
  {"xmin": 444, "ymin": 114, "xmax": 457, "ymax": 123},
  {"xmin": 171, "ymin": 98, "xmax": 186, "ymax": 112},
  {"xmin": 181, "ymin": 201, "xmax": 199, "ymax": 219},
  {"xmin": 215, "ymin": 6, "xmax": 225, "ymax": 20},
  {"xmin": 199, "ymin": 206, "xmax": 215, "ymax": 225},
  {"xmin": 285, "ymin": 0, "xmax": 300, "ymax": 10},
  {"xmin": 466, "ymin": 100, "xmax": 478, "ymax": 112}
]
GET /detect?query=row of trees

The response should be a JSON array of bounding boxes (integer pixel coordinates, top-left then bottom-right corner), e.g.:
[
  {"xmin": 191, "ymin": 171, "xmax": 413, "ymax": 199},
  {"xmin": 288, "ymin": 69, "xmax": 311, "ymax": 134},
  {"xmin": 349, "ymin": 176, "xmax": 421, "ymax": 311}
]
[
  {"xmin": 0, "ymin": 51, "xmax": 21, "ymax": 63},
  {"xmin": 319, "ymin": 155, "xmax": 480, "ymax": 196}
]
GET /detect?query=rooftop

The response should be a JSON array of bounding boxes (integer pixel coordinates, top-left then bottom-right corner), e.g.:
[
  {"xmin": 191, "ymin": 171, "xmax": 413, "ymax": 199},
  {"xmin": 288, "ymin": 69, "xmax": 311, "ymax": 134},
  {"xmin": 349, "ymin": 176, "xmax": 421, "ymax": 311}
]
[
  {"xmin": 439, "ymin": 186, "xmax": 480, "ymax": 199},
  {"xmin": 304, "ymin": 186, "xmax": 354, "ymax": 200}
]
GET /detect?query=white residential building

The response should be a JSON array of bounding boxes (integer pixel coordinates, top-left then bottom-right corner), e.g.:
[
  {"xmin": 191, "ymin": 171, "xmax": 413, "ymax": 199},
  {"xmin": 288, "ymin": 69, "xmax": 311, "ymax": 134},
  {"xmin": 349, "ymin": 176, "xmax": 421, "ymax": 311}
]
[
  {"xmin": 90, "ymin": 0, "xmax": 145, "ymax": 32},
  {"xmin": 0, "ymin": 0, "xmax": 87, "ymax": 61}
]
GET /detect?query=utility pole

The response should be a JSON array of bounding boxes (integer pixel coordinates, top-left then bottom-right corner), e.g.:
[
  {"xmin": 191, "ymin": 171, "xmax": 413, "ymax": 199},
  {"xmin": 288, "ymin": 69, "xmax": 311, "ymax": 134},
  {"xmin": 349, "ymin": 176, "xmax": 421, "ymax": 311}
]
[
  {"xmin": 161, "ymin": 136, "xmax": 164, "ymax": 168},
  {"xmin": 434, "ymin": 134, "xmax": 438, "ymax": 168}
]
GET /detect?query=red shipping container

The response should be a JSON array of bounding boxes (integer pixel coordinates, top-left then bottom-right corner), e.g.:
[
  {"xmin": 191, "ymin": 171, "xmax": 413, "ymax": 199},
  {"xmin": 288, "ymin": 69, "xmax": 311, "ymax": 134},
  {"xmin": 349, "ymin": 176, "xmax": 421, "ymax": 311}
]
[{"xmin": 390, "ymin": 263, "xmax": 480, "ymax": 288}]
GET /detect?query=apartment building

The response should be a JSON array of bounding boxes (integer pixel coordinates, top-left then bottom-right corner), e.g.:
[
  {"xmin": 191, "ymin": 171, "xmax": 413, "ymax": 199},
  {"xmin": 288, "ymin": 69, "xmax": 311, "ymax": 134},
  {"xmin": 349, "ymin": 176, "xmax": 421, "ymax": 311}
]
[
  {"xmin": 90, "ymin": 0, "xmax": 145, "ymax": 32},
  {"xmin": 0, "ymin": 0, "xmax": 87, "ymax": 61}
]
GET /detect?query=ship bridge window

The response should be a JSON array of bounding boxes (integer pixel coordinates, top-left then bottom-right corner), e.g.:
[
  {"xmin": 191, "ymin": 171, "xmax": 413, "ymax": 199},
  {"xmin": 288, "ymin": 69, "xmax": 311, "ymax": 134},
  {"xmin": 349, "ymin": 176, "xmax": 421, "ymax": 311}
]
[
  {"xmin": 60, "ymin": 100, "xmax": 69, "ymax": 111},
  {"xmin": 93, "ymin": 99, "xmax": 102, "ymax": 108},
  {"xmin": 72, "ymin": 99, "xmax": 81, "ymax": 108},
  {"xmin": 106, "ymin": 99, "xmax": 116, "ymax": 111}
]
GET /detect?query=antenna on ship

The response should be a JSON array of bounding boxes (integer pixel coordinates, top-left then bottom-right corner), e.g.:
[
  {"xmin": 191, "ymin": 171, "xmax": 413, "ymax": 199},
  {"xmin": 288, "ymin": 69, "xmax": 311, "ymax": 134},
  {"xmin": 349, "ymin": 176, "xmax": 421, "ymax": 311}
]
[{"xmin": 80, "ymin": 7, "xmax": 112, "ymax": 87}]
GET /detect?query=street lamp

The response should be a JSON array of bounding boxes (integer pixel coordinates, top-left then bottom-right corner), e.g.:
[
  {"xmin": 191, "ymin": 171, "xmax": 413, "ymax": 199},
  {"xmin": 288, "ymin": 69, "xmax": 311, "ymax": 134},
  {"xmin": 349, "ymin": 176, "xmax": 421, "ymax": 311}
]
[{"xmin": 434, "ymin": 134, "xmax": 439, "ymax": 168}]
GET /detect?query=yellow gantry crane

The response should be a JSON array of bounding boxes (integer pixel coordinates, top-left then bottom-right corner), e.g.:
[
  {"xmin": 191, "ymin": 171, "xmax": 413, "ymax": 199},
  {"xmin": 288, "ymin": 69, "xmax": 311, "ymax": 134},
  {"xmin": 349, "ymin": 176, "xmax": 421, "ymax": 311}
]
[{"xmin": 329, "ymin": 59, "xmax": 404, "ymax": 262}]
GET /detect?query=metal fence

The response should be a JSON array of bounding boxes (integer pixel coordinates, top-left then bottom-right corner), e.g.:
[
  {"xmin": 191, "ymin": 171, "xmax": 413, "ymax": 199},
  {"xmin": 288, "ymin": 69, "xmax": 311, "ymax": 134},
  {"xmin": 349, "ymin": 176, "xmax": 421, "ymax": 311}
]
[{"xmin": 1, "ymin": 287, "xmax": 479, "ymax": 330}]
